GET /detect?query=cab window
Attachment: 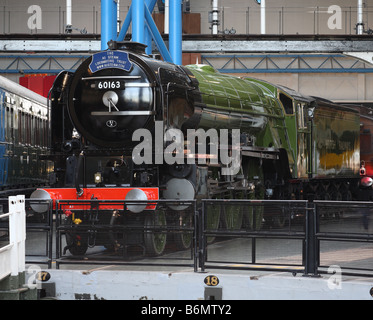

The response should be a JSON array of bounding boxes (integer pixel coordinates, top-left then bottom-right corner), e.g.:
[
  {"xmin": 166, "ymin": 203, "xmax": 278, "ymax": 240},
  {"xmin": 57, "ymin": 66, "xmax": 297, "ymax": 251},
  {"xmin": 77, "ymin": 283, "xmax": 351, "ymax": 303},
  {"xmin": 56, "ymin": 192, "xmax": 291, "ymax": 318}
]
[{"xmin": 279, "ymin": 93, "xmax": 293, "ymax": 115}]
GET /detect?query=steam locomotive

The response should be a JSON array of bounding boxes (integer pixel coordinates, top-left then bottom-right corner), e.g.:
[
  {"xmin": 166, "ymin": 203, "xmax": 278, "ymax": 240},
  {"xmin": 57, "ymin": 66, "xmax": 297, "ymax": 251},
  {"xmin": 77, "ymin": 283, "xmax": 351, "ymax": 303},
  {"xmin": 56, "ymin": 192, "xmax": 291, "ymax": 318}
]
[{"xmin": 30, "ymin": 41, "xmax": 361, "ymax": 256}]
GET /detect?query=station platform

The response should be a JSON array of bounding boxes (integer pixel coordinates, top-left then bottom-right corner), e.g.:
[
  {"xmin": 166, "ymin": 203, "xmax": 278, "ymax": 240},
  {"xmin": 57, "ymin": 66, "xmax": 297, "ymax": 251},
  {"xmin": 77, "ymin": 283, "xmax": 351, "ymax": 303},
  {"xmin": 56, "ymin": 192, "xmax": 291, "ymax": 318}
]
[{"xmin": 28, "ymin": 264, "xmax": 373, "ymax": 300}]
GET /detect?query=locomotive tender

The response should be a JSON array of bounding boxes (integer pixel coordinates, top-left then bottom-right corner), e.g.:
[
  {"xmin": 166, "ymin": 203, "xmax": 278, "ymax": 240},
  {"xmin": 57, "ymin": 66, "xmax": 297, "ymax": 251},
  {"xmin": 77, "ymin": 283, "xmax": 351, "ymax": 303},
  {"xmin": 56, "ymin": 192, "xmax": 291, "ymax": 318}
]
[
  {"xmin": 357, "ymin": 105, "xmax": 373, "ymax": 198},
  {"xmin": 31, "ymin": 41, "xmax": 361, "ymax": 255}
]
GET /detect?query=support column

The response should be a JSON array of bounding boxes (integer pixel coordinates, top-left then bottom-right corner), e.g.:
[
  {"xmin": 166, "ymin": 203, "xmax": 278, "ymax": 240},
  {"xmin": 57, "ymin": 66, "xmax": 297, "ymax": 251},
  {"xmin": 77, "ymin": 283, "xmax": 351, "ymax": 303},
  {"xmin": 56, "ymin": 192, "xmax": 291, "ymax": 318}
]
[
  {"xmin": 116, "ymin": 0, "xmax": 173, "ymax": 63},
  {"xmin": 101, "ymin": 0, "xmax": 118, "ymax": 50},
  {"xmin": 144, "ymin": 0, "xmax": 158, "ymax": 56},
  {"xmin": 132, "ymin": 0, "xmax": 145, "ymax": 44},
  {"xmin": 65, "ymin": 0, "xmax": 72, "ymax": 33},
  {"xmin": 357, "ymin": 0, "xmax": 364, "ymax": 35},
  {"xmin": 169, "ymin": 0, "xmax": 182, "ymax": 65},
  {"xmin": 211, "ymin": 0, "xmax": 219, "ymax": 35},
  {"xmin": 303, "ymin": 200, "xmax": 320, "ymax": 277},
  {"xmin": 357, "ymin": 73, "xmax": 366, "ymax": 102},
  {"xmin": 164, "ymin": 0, "xmax": 170, "ymax": 35},
  {"xmin": 260, "ymin": 0, "xmax": 266, "ymax": 35}
]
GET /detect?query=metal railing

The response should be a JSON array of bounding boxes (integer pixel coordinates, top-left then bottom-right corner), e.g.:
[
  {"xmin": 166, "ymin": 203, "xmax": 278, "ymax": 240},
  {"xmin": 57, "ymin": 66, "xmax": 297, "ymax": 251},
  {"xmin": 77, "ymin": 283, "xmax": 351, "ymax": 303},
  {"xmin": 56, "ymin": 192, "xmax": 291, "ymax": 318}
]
[
  {"xmin": 54, "ymin": 199, "xmax": 198, "ymax": 271},
  {"xmin": 199, "ymin": 199, "xmax": 373, "ymax": 277},
  {"xmin": 199, "ymin": 199, "xmax": 307, "ymax": 274},
  {"xmin": 0, "ymin": 197, "xmax": 54, "ymax": 269},
  {"xmin": 2, "ymin": 196, "xmax": 371, "ymax": 277},
  {"xmin": 0, "ymin": 195, "xmax": 25, "ymax": 281},
  {"xmin": 314, "ymin": 200, "xmax": 373, "ymax": 277},
  {"xmin": 24, "ymin": 198, "xmax": 54, "ymax": 268}
]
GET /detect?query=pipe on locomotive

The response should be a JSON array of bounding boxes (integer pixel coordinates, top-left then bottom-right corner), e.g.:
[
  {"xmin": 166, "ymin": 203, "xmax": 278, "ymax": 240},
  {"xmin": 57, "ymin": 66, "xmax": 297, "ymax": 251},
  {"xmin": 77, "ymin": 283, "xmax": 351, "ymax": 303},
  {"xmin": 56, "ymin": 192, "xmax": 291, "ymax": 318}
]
[{"xmin": 75, "ymin": 151, "xmax": 85, "ymax": 197}]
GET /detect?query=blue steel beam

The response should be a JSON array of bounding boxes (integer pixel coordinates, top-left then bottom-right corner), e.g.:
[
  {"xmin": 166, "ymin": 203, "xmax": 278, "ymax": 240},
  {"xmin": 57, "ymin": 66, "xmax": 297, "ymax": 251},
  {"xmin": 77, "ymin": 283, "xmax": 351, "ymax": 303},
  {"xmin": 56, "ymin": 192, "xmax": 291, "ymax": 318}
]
[
  {"xmin": 117, "ymin": 0, "xmax": 157, "ymax": 41},
  {"xmin": 132, "ymin": 0, "xmax": 145, "ymax": 44},
  {"xmin": 101, "ymin": 0, "xmax": 118, "ymax": 50},
  {"xmin": 200, "ymin": 54, "xmax": 373, "ymax": 74},
  {"xmin": 169, "ymin": 0, "xmax": 182, "ymax": 65},
  {"xmin": 215, "ymin": 68, "xmax": 373, "ymax": 74},
  {"xmin": 144, "ymin": 27, "xmax": 152, "ymax": 55},
  {"xmin": 144, "ymin": 5, "xmax": 173, "ymax": 62},
  {"xmin": 116, "ymin": 0, "xmax": 158, "ymax": 40},
  {"xmin": 4, "ymin": 54, "xmax": 371, "ymax": 74},
  {"xmin": 144, "ymin": 0, "xmax": 158, "ymax": 55},
  {"xmin": 117, "ymin": 0, "xmax": 173, "ymax": 63},
  {"xmin": 0, "ymin": 55, "xmax": 89, "ymax": 74},
  {"xmin": 117, "ymin": 6, "xmax": 132, "ymax": 41}
]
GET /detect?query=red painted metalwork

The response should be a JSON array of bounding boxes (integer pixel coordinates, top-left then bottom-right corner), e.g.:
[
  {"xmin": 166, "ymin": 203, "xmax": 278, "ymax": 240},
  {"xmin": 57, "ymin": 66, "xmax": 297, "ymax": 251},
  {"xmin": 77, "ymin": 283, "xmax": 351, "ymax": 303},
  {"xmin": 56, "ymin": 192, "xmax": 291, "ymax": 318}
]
[
  {"xmin": 19, "ymin": 74, "xmax": 57, "ymax": 97},
  {"xmin": 37, "ymin": 187, "xmax": 159, "ymax": 211}
]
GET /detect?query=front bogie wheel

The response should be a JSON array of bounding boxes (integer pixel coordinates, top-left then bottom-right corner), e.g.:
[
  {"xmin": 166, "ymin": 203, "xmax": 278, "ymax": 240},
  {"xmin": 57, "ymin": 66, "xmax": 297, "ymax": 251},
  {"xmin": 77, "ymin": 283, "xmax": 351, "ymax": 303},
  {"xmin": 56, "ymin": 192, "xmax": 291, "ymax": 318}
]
[{"xmin": 65, "ymin": 232, "xmax": 88, "ymax": 256}]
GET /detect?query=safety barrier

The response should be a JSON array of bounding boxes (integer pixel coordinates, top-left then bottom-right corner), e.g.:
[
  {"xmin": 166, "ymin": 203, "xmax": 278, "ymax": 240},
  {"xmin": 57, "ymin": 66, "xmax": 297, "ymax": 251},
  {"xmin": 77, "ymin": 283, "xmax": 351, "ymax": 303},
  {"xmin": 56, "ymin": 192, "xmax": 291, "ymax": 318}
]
[
  {"xmin": 199, "ymin": 199, "xmax": 373, "ymax": 277},
  {"xmin": 199, "ymin": 199, "xmax": 308, "ymax": 274},
  {"xmin": 2, "ymin": 197, "xmax": 371, "ymax": 277},
  {"xmin": 0, "ymin": 195, "xmax": 26, "ymax": 282},
  {"xmin": 314, "ymin": 200, "xmax": 373, "ymax": 277},
  {"xmin": 0, "ymin": 197, "xmax": 53, "ymax": 270},
  {"xmin": 54, "ymin": 199, "xmax": 198, "ymax": 270},
  {"xmin": 24, "ymin": 198, "xmax": 53, "ymax": 268}
]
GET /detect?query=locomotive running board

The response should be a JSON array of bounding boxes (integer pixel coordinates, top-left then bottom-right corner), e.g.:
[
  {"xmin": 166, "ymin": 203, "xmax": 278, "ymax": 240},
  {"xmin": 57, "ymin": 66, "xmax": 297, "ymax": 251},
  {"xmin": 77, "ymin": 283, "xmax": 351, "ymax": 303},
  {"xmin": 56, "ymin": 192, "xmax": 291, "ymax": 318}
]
[
  {"xmin": 30, "ymin": 187, "xmax": 159, "ymax": 212},
  {"xmin": 241, "ymin": 146, "xmax": 280, "ymax": 160}
]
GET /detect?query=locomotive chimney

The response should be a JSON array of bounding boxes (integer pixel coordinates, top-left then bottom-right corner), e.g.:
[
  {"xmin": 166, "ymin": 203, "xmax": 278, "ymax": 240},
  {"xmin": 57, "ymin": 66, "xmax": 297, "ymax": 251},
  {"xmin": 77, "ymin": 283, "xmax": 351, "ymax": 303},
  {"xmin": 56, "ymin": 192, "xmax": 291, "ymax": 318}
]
[{"xmin": 108, "ymin": 41, "xmax": 148, "ymax": 54}]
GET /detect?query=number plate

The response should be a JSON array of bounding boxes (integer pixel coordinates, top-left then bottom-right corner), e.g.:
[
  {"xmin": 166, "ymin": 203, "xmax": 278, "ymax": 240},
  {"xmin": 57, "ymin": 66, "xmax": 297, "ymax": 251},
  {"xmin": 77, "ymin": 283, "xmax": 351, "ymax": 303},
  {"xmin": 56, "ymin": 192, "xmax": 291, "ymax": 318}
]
[
  {"xmin": 95, "ymin": 80, "xmax": 125, "ymax": 90},
  {"xmin": 204, "ymin": 275, "xmax": 219, "ymax": 286}
]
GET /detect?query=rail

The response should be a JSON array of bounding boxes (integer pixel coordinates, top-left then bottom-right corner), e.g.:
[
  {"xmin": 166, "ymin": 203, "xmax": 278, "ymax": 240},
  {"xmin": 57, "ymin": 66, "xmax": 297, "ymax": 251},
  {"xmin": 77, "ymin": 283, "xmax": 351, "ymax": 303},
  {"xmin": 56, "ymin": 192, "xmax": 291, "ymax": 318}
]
[{"xmin": 0, "ymin": 195, "xmax": 25, "ymax": 282}]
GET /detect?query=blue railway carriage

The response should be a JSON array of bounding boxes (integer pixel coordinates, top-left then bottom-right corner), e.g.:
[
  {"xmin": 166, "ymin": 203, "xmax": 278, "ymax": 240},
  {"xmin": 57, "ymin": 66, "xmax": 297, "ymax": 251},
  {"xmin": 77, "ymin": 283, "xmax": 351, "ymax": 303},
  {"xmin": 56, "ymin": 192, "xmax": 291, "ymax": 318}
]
[{"xmin": 0, "ymin": 75, "xmax": 52, "ymax": 198}]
